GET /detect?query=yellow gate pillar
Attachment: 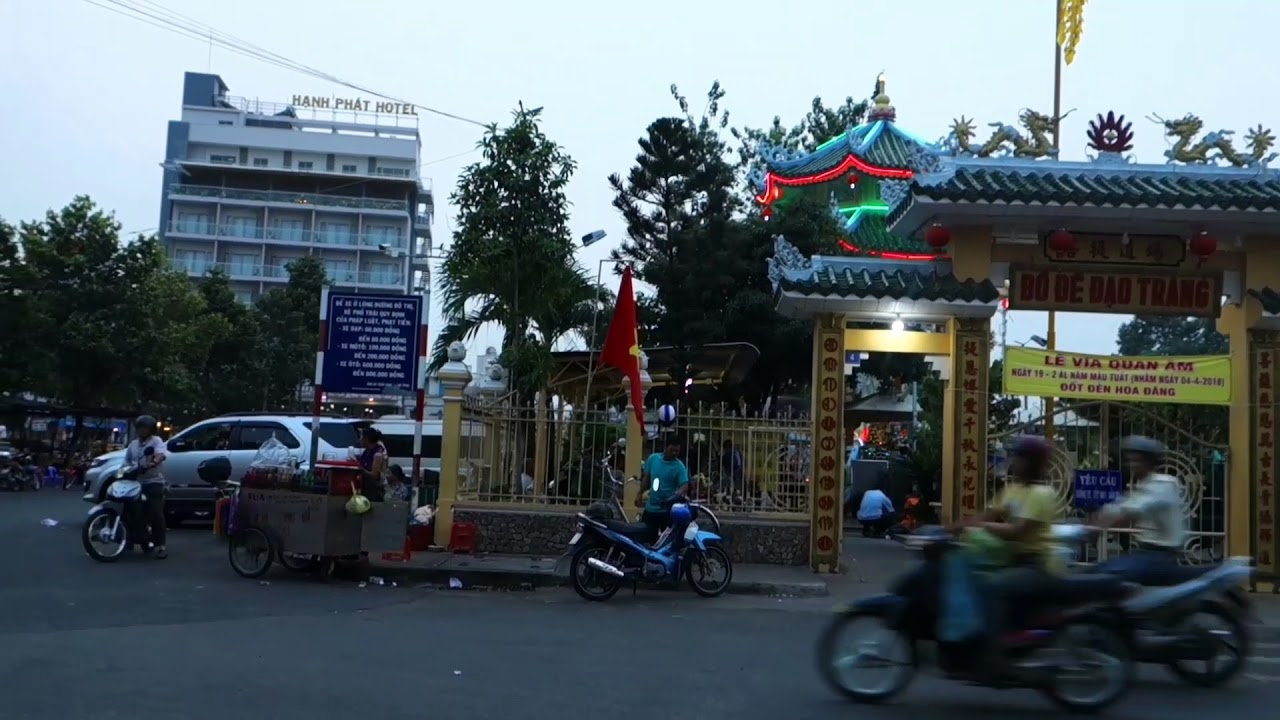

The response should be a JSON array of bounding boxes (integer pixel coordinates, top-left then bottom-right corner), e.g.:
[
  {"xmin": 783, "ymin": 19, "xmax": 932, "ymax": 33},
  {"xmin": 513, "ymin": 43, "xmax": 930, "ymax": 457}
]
[
  {"xmin": 941, "ymin": 318, "xmax": 990, "ymax": 523},
  {"xmin": 434, "ymin": 342, "xmax": 473, "ymax": 547},
  {"xmin": 810, "ymin": 314, "xmax": 846, "ymax": 573},
  {"xmin": 621, "ymin": 353, "xmax": 652, "ymax": 516}
]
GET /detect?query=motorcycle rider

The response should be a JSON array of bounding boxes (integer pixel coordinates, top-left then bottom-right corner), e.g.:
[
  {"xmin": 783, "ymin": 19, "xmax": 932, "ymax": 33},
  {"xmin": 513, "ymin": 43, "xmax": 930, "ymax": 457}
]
[
  {"xmin": 953, "ymin": 435, "xmax": 1061, "ymax": 678},
  {"xmin": 1093, "ymin": 435, "xmax": 1186, "ymax": 584},
  {"xmin": 638, "ymin": 436, "xmax": 690, "ymax": 538},
  {"xmin": 122, "ymin": 415, "xmax": 169, "ymax": 559}
]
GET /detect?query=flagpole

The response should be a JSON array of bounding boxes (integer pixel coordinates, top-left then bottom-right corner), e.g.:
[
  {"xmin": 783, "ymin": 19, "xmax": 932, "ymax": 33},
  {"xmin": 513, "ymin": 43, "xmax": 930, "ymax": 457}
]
[{"xmin": 1043, "ymin": 0, "xmax": 1065, "ymax": 443}]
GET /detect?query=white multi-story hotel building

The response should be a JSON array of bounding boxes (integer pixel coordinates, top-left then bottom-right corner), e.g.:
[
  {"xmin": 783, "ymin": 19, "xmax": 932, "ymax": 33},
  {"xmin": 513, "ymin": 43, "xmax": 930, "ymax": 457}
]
[{"xmin": 159, "ymin": 72, "xmax": 432, "ymax": 304}]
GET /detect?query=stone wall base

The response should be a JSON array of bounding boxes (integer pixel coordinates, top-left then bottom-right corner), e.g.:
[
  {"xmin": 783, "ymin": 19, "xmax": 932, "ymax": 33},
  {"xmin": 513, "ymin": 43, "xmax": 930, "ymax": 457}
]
[{"xmin": 452, "ymin": 506, "xmax": 809, "ymax": 566}]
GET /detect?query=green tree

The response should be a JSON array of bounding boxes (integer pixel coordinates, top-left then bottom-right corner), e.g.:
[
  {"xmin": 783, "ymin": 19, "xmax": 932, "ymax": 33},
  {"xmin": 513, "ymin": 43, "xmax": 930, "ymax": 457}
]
[
  {"xmin": 194, "ymin": 268, "xmax": 261, "ymax": 415},
  {"xmin": 17, "ymin": 196, "xmax": 210, "ymax": 440},
  {"xmin": 1114, "ymin": 315, "xmax": 1228, "ymax": 444},
  {"xmin": 253, "ymin": 255, "xmax": 328, "ymax": 410},
  {"xmin": 0, "ymin": 219, "xmax": 37, "ymax": 395},
  {"xmin": 433, "ymin": 104, "xmax": 590, "ymax": 397},
  {"xmin": 608, "ymin": 83, "xmax": 741, "ymax": 388}
]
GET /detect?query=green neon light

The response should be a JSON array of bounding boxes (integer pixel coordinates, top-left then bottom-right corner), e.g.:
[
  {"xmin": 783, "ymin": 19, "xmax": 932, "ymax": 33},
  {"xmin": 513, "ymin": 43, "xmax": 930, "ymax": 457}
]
[{"xmin": 837, "ymin": 203, "xmax": 889, "ymax": 222}]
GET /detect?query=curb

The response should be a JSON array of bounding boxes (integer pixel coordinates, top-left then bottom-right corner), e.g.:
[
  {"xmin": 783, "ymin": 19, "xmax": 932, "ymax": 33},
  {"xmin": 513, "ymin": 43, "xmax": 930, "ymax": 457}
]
[{"xmin": 370, "ymin": 563, "xmax": 829, "ymax": 598}]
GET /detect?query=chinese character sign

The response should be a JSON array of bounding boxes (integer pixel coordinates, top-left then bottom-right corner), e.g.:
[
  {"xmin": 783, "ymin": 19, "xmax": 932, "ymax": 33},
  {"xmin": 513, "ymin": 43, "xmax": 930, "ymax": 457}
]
[
  {"xmin": 1253, "ymin": 336, "xmax": 1278, "ymax": 574},
  {"xmin": 810, "ymin": 317, "xmax": 845, "ymax": 573},
  {"xmin": 321, "ymin": 293, "xmax": 423, "ymax": 395},
  {"xmin": 954, "ymin": 319, "xmax": 989, "ymax": 519}
]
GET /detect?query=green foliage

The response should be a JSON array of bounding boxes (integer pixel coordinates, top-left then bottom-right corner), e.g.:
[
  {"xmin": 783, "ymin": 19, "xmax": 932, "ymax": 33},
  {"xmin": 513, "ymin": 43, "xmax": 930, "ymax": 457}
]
[
  {"xmin": 434, "ymin": 104, "xmax": 594, "ymax": 398},
  {"xmin": 2, "ymin": 197, "xmax": 339, "ymax": 436},
  {"xmin": 1115, "ymin": 315, "xmax": 1229, "ymax": 444}
]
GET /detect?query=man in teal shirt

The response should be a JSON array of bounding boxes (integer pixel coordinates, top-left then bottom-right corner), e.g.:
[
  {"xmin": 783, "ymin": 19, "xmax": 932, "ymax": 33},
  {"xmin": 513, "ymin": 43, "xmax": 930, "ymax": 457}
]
[{"xmin": 640, "ymin": 437, "xmax": 690, "ymax": 532}]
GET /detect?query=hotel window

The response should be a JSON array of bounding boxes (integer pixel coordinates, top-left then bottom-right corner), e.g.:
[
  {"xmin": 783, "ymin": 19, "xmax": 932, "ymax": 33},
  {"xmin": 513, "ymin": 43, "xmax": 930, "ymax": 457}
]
[
  {"xmin": 233, "ymin": 290, "xmax": 254, "ymax": 305},
  {"xmin": 318, "ymin": 221, "xmax": 353, "ymax": 245},
  {"xmin": 367, "ymin": 225, "xmax": 403, "ymax": 248},
  {"xmin": 174, "ymin": 249, "xmax": 213, "ymax": 274},
  {"xmin": 323, "ymin": 259, "xmax": 355, "ymax": 283},
  {"xmin": 341, "ymin": 164, "xmax": 358, "ymax": 173},
  {"xmin": 252, "ymin": 158, "xmax": 269, "ymax": 167},
  {"xmin": 224, "ymin": 216, "xmax": 260, "ymax": 239},
  {"xmin": 297, "ymin": 161, "xmax": 314, "ymax": 171},
  {"xmin": 175, "ymin": 212, "xmax": 210, "ymax": 235},
  {"xmin": 272, "ymin": 219, "xmax": 305, "ymax": 242},
  {"xmin": 209, "ymin": 154, "xmax": 236, "ymax": 165},
  {"xmin": 368, "ymin": 262, "xmax": 399, "ymax": 284},
  {"xmin": 226, "ymin": 253, "xmax": 259, "ymax": 276}
]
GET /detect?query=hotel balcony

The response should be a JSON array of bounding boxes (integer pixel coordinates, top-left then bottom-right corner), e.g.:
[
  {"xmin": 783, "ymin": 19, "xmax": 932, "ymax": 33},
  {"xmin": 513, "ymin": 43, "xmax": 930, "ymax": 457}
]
[
  {"xmin": 170, "ymin": 258, "xmax": 403, "ymax": 289},
  {"xmin": 165, "ymin": 221, "xmax": 409, "ymax": 251},
  {"xmin": 167, "ymin": 184, "xmax": 409, "ymax": 215}
]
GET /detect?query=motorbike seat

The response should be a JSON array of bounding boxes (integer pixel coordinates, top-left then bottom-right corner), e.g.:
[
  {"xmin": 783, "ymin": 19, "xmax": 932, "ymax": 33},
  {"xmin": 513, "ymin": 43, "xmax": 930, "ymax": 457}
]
[
  {"xmin": 1143, "ymin": 563, "xmax": 1211, "ymax": 587},
  {"xmin": 601, "ymin": 519, "xmax": 655, "ymax": 539},
  {"xmin": 1046, "ymin": 574, "xmax": 1132, "ymax": 606}
]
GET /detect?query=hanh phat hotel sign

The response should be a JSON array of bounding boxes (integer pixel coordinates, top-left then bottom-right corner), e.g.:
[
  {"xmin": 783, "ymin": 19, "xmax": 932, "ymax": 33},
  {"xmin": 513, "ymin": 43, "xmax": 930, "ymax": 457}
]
[
  {"xmin": 291, "ymin": 95, "xmax": 417, "ymax": 116},
  {"xmin": 1009, "ymin": 268, "xmax": 1220, "ymax": 317},
  {"xmin": 1003, "ymin": 348, "xmax": 1232, "ymax": 406}
]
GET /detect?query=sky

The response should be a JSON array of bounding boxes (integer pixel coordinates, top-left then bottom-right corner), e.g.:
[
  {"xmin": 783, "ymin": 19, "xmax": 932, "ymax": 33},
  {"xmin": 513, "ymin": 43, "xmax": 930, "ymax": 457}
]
[{"xmin": 3, "ymin": 0, "xmax": 1275, "ymax": 377}]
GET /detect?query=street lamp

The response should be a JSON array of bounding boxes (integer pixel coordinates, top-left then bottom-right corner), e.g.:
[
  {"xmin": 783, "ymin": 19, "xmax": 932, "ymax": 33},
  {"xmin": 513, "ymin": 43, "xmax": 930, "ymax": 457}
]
[{"xmin": 579, "ymin": 231, "xmax": 617, "ymax": 414}]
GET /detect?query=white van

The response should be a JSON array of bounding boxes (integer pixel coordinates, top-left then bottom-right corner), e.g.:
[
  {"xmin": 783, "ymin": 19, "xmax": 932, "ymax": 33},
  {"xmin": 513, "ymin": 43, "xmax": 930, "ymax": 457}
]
[{"xmin": 371, "ymin": 416, "xmax": 444, "ymax": 478}]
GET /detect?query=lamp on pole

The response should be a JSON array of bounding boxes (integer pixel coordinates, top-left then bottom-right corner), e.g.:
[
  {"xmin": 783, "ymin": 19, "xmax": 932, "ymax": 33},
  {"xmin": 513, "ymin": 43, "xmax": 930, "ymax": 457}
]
[{"xmin": 579, "ymin": 231, "xmax": 612, "ymax": 413}]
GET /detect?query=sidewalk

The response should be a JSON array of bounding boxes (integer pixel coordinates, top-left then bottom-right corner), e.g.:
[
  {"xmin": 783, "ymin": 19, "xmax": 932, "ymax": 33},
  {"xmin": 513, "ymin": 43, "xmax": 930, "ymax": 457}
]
[{"xmin": 370, "ymin": 552, "xmax": 830, "ymax": 597}]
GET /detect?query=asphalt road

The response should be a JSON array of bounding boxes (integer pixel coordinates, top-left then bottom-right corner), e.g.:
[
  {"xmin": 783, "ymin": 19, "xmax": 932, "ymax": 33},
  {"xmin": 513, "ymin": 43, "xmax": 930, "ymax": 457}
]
[{"xmin": 1, "ymin": 491, "xmax": 1276, "ymax": 719}]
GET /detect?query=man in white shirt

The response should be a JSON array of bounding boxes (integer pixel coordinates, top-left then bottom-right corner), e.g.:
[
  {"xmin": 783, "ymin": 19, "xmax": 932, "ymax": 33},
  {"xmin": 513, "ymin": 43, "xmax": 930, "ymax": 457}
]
[
  {"xmin": 122, "ymin": 415, "xmax": 169, "ymax": 559},
  {"xmin": 857, "ymin": 482, "xmax": 897, "ymax": 537},
  {"xmin": 1095, "ymin": 435, "xmax": 1187, "ymax": 584}
]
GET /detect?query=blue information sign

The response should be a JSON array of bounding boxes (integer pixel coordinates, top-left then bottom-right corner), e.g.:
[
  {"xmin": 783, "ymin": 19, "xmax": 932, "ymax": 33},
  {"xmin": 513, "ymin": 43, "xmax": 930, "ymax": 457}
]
[
  {"xmin": 1072, "ymin": 469, "xmax": 1124, "ymax": 510},
  {"xmin": 320, "ymin": 292, "xmax": 423, "ymax": 395}
]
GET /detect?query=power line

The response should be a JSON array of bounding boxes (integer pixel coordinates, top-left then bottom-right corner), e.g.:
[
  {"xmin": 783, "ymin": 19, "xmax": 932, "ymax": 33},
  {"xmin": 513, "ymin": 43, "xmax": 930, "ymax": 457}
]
[{"xmin": 82, "ymin": 0, "xmax": 489, "ymax": 128}]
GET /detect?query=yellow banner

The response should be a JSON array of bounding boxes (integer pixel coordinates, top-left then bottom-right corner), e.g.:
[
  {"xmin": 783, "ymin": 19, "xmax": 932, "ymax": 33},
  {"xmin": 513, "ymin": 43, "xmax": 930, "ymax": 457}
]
[{"xmin": 1003, "ymin": 348, "xmax": 1232, "ymax": 405}]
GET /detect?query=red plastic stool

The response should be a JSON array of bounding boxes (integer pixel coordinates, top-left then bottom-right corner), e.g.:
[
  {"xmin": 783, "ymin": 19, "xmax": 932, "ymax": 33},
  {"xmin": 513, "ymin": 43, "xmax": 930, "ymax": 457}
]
[
  {"xmin": 449, "ymin": 521, "xmax": 477, "ymax": 554},
  {"xmin": 381, "ymin": 535, "xmax": 413, "ymax": 563}
]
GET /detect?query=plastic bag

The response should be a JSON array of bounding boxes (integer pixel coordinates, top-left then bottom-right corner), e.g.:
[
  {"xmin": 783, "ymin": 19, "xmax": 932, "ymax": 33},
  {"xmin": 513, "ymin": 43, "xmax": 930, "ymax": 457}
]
[
  {"xmin": 938, "ymin": 551, "xmax": 985, "ymax": 642},
  {"xmin": 250, "ymin": 435, "xmax": 294, "ymax": 469}
]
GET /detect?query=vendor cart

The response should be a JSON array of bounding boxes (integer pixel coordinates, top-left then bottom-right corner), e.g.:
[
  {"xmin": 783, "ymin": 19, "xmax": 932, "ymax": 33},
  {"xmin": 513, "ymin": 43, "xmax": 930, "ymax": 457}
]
[{"xmin": 224, "ymin": 461, "xmax": 411, "ymax": 579}]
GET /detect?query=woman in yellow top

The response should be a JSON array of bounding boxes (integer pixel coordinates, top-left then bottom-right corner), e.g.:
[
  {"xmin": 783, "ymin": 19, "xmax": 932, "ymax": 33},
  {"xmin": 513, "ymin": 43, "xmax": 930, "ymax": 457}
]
[{"xmin": 952, "ymin": 436, "xmax": 1060, "ymax": 674}]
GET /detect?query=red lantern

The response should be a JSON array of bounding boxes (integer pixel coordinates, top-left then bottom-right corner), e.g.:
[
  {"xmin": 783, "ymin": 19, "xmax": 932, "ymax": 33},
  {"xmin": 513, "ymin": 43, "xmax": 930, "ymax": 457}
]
[
  {"xmin": 762, "ymin": 206, "xmax": 773, "ymax": 222},
  {"xmin": 1048, "ymin": 228, "xmax": 1076, "ymax": 254},
  {"xmin": 925, "ymin": 224, "xmax": 950, "ymax": 249},
  {"xmin": 847, "ymin": 174, "xmax": 859, "ymax": 189},
  {"xmin": 1189, "ymin": 231, "xmax": 1217, "ymax": 259}
]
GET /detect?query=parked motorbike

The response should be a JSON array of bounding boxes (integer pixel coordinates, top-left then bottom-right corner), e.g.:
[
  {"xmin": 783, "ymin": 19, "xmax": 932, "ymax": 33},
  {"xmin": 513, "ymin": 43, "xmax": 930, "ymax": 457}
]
[
  {"xmin": 3, "ymin": 457, "xmax": 40, "ymax": 491},
  {"xmin": 818, "ymin": 525, "xmax": 1139, "ymax": 713},
  {"xmin": 1052, "ymin": 524, "xmax": 1254, "ymax": 687},
  {"xmin": 81, "ymin": 448, "xmax": 154, "ymax": 562},
  {"xmin": 565, "ymin": 498, "xmax": 732, "ymax": 602},
  {"xmin": 607, "ymin": 475, "xmax": 723, "ymax": 535}
]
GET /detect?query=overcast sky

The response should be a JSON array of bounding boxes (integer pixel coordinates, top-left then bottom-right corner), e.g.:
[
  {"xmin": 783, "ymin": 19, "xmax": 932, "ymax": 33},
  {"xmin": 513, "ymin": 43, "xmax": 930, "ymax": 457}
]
[{"xmin": 4, "ymin": 0, "xmax": 1274, "ymax": 374}]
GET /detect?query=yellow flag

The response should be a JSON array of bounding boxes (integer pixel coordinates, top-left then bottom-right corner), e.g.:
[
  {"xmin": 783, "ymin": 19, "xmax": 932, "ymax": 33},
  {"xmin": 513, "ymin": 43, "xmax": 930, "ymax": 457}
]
[{"xmin": 1056, "ymin": 0, "xmax": 1087, "ymax": 65}]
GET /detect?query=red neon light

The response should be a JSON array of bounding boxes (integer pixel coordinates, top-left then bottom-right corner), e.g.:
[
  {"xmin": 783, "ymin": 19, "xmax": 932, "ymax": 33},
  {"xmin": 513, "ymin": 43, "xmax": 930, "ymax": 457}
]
[
  {"xmin": 756, "ymin": 153, "xmax": 942, "ymax": 261},
  {"xmin": 754, "ymin": 154, "xmax": 912, "ymax": 205}
]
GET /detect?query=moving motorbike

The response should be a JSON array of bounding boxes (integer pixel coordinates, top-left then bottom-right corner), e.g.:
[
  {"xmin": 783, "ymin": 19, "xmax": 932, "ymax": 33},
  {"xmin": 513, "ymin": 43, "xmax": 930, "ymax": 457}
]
[
  {"xmin": 82, "ymin": 447, "xmax": 155, "ymax": 562},
  {"xmin": 566, "ymin": 498, "xmax": 732, "ymax": 602},
  {"xmin": 1053, "ymin": 524, "xmax": 1254, "ymax": 687},
  {"xmin": 820, "ymin": 525, "xmax": 1140, "ymax": 713}
]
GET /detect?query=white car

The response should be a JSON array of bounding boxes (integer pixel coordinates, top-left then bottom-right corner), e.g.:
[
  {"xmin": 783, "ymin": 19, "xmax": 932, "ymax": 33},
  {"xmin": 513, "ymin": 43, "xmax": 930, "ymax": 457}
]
[{"xmin": 83, "ymin": 413, "xmax": 366, "ymax": 525}]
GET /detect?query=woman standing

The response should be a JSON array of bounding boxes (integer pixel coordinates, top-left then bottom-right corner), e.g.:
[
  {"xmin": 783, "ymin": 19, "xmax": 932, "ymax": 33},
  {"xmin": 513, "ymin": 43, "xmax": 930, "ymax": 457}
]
[{"xmin": 357, "ymin": 427, "xmax": 389, "ymax": 501}]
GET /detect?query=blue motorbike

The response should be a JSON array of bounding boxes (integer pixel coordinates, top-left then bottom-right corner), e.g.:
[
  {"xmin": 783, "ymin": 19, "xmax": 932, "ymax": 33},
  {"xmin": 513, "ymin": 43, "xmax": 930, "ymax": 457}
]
[{"xmin": 566, "ymin": 499, "xmax": 733, "ymax": 602}]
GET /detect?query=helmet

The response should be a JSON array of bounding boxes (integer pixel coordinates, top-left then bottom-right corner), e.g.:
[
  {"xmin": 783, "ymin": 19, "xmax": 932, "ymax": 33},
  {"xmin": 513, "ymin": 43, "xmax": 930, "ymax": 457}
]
[
  {"xmin": 1009, "ymin": 435, "xmax": 1052, "ymax": 464},
  {"xmin": 134, "ymin": 415, "xmax": 157, "ymax": 430},
  {"xmin": 584, "ymin": 501, "xmax": 613, "ymax": 520},
  {"xmin": 670, "ymin": 503, "xmax": 693, "ymax": 523},
  {"xmin": 1121, "ymin": 435, "xmax": 1165, "ymax": 464}
]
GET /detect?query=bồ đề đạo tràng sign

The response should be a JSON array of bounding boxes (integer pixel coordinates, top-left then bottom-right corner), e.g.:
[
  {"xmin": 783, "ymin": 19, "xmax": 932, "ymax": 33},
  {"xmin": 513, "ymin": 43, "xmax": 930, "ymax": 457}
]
[
  {"xmin": 1003, "ymin": 348, "xmax": 1231, "ymax": 406},
  {"xmin": 1008, "ymin": 268, "xmax": 1221, "ymax": 318}
]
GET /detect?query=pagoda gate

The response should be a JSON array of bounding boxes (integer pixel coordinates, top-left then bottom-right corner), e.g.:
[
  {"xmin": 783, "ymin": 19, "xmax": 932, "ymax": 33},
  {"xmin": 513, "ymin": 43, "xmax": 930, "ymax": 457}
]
[{"xmin": 763, "ymin": 85, "xmax": 1280, "ymax": 581}]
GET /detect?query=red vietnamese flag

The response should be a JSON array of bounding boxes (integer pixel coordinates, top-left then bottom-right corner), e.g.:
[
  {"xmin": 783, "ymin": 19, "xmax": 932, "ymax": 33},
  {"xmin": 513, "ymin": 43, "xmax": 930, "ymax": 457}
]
[{"xmin": 599, "ymin": 265, "xmax": 645, "ymax": 425}]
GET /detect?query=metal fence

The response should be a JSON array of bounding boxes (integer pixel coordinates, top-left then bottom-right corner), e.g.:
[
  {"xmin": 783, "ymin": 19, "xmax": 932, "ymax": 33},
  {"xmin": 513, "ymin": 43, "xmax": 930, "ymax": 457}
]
[
  {"xmin": 451, "ymin": 398, "xmax": 812, "ymax": 516},
  {"xmin": 636, "ymin": 405, "xmax": 812, "ymax": 516},
  {"xmin": 988, "ymin": 400, "xmax": 1228, "ymax": 565}
]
